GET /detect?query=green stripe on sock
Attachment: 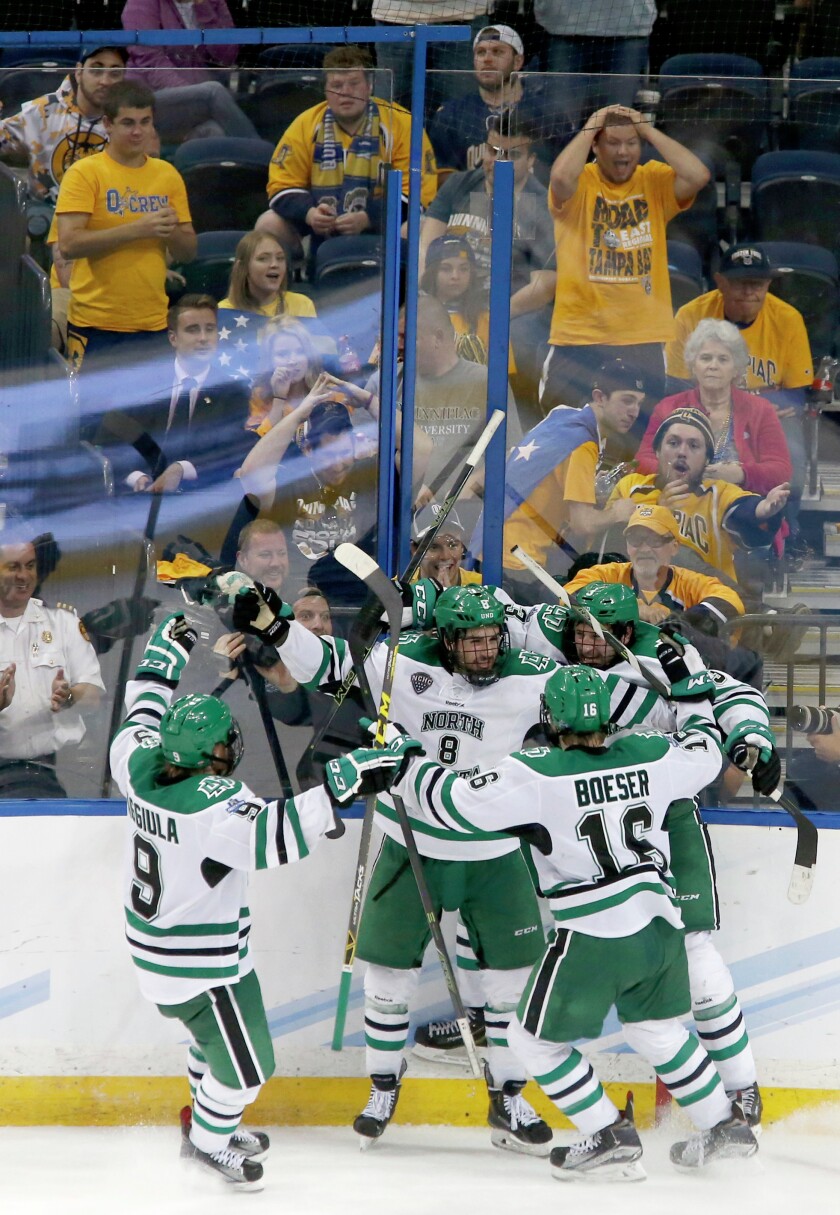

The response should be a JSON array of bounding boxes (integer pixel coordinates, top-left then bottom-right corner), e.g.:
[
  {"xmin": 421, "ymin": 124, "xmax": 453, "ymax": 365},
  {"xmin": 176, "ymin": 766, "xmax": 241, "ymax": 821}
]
[
  {"xmin": 675, "ymin": 1072, "xmax": 724, "ymax": 1107},
  {"xmin": 654, "ymin": 1036, "xmax": 698, "ymax": 1078},
  {"xmin": 564, "ymin": 1085, "xmax": 606, "ymax": 1118},
  {"xmin": 693, "ymin": 994, "xmax": 737, "ymax": 1022},
  {"xmin": 365, "ymin": 1037, "xmax": 405, "ymax": 1052},
  {"xmin": 706, "ymin": 1032, "xmax": 749, "ymax": 1061},
  {"xmin": 535, "ymin": 1048, "xmax": 584, "ymax": 1088}
]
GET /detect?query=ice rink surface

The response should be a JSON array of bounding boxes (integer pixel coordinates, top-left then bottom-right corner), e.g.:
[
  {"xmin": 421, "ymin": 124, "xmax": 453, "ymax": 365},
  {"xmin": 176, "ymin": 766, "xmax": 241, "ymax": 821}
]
[{"xmin": 2, "ymin": 1107, "xmax": 838, "ymax": 1215}]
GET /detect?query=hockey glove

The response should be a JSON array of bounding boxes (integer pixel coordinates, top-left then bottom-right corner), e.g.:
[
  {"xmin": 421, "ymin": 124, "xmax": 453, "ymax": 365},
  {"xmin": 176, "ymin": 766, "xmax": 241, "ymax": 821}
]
[
  {"xmin": 82, "ymin": 595, "xmax": 160, "ymax": 655},
  {"xmin": 231, "ymin": 581, "xmax": 293, "ymax": 646},
  {"xmin": 656, "ymin": 636, "xmax": 715, "ymax": 701},
  {"xmin": 135, "ymin": 613, "xmax": 197, "ymax": 686},
  {"xmin": 725, "ymin": 721, "xmax": 781, "ymax": 795},
  {"xmin": 324, "ymin": 736, "xmax": 425, "ymax": 807}
]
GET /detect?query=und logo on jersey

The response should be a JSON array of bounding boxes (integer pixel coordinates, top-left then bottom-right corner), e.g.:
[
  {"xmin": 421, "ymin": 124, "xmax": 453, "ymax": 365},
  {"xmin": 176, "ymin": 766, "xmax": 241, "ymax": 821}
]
[{"xmin": 411, "ymin": 672, "xmax": 433, "ymax": 695}]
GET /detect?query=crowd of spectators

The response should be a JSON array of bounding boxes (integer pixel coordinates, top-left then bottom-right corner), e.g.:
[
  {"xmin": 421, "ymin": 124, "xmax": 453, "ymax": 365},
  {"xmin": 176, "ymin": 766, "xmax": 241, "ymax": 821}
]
[{"xmin": 0, "ymin": 7, "xmax": 838, "ymax": 797}]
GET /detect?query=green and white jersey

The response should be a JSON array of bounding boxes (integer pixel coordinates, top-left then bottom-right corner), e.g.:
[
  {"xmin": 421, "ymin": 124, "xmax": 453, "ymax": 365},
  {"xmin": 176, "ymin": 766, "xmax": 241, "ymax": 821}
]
[
  {"xmin": 398, "ymin": 724, "xmax": 723, "ymax": 938},
  {"xmin": 277, "ymin": 620, "xmax": 558, "ymax": 860},
  {"xmin": 110, "ymin": 676, "xmax": 334, "ymax": 1005}
]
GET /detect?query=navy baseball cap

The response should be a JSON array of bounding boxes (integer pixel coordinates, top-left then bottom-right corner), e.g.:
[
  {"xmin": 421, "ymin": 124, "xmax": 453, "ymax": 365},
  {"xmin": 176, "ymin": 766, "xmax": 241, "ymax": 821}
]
[
  {"xmin": 79, "ymin": 45, "xmax": 129, "ymax": 65},
  {"xmin": 718, "ymin": 245, "xmax": 779, "ymax": 279},
  {"xmin": 425, "ymin": 235, "xmax": 476, "ymax": 267}
]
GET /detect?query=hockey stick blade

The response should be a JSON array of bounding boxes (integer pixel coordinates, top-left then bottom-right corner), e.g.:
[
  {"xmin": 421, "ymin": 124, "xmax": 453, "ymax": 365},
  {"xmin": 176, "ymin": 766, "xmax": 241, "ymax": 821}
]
[{"xmin": 766, "ymin": 785, "xmax": 817, "ymax": 903}]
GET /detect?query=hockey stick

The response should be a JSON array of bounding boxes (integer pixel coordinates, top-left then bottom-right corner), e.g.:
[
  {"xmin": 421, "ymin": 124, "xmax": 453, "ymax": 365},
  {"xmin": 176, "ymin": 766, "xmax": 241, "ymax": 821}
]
[
  {"xmin": 100, "ymin": 416, "xmax": 167, "ymax": 796},
  {"xmin": 511, "ymin": 547, "xmax": 818, "ymax": 901},
  {"xmin": 510, "ymin": 545, "xmax": 670, "ymax": 696},
  {"xmin": 298, "ymin": 409, "xmax": 506, "ymax": 773},
  {"xmin": 332, "ymin": 543, "xmax": 483, "ymax": 1078}
]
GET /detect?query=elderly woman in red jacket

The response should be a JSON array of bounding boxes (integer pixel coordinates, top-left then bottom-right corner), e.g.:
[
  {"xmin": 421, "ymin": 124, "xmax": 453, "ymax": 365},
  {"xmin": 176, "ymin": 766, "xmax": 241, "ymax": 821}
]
[
  {"xmin": 121, "ymin": 0, "xmax": 258, "ymax": 140},
  {"xmin": 635, "ymin": 317, "xmax": 792, "ymax": 495}
]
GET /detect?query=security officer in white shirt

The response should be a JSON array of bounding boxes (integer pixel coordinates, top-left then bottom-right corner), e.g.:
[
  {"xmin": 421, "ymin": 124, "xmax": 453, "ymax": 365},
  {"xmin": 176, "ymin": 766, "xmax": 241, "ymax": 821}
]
[{"xmin": 0, "ymin": 537, "xmax": 105, "ymax": 797}]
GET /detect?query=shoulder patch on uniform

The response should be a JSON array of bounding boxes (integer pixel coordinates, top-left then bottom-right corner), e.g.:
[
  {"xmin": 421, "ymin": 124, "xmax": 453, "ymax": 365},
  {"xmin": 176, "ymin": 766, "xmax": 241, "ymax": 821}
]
[{"xmin": 56, "ymin": 601, "xmax": 79, "ymax": 616}]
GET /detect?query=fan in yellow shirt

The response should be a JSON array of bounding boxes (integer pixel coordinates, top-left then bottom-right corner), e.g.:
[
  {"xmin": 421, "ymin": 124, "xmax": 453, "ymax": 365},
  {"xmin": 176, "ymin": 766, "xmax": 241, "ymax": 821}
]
[
  {"xmin": 55, "ymin": 80, "xmax": 195, "ymax": 370},
  {"xmin": 607, "ymin": 408, "xmax": 790, "ymax": 582},
  {"xmin": 217, "ymin": 230, "xmax": 317, "ymax": 321},
  {"xmin": 255, "ymin": 46, "xmax": 437, "ymax": 258}
]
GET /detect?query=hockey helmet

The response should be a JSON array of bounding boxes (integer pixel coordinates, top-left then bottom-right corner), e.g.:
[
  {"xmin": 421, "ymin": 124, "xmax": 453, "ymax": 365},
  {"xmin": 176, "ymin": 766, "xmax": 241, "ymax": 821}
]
[
  {"xmin": 541, "ymin": 665, "xmax": 611, "ymax": 737},
  {"xmin": 433, "ymin": 585, "xmax": 507, "ymax": 686},
  {"xmin": 572, "ymin": 581, "xmax": 639, "ymax": 627},
  {"xmin": 160, "ymin": 693, "xmax": 244, "ymax": 773}
]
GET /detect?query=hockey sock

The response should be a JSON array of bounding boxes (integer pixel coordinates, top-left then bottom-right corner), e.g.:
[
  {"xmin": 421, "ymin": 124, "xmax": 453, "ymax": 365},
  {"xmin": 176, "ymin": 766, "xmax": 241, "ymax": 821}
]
[
  {"xmin": 693, "ymin": 995, "xmax": 758, "ymax": 1092},
  {"xmin": 363, "ymin": 965, "xmax": 417, "ymax": 1076},
  {"xmin": 454, "ymin": 918, "xmax": 484, "ymax": 1008},
  {"xmin": 190, "ymin": 1071, "xmax": 262, "ymax": 1156},
  {"xmin": 188, "ymin": 1045, "xmax": 207, "ymax": 1101},
  {"xmin": 508, "ymin": 1017, "xmax": 617, "ymax": 1135},
  {"xmin": 624, "ymin": 1021, "xmax": 731, "ymax": 1131},
  {"xmin": 484, "ymin": 1007, "xmax": 519, "ymax": 1085}
]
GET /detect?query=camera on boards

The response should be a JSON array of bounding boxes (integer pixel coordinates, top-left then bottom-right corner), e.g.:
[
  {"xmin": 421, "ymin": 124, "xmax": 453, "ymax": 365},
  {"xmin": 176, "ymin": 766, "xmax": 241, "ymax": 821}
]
[{"xmin": 790, "ymin": 705, "xmax": 839, "ymax": 735}]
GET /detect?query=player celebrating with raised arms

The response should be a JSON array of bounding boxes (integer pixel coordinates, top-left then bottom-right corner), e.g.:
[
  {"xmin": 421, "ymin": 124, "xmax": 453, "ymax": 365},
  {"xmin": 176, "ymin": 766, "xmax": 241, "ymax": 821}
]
[
  {"xmin": 110, "ymin": 612, "xmax": 416, "ymax": 1191},
  {"xmin": 392, "ymin": 664, "xmax": 759, "ymax": 1180}
]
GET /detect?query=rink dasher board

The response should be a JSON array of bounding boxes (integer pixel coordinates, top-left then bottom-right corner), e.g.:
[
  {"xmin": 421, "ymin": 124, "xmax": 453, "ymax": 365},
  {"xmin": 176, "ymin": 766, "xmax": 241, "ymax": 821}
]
[{"xmin": 1, "ymin": 809, "xmax": 838, "ymax": 1127}]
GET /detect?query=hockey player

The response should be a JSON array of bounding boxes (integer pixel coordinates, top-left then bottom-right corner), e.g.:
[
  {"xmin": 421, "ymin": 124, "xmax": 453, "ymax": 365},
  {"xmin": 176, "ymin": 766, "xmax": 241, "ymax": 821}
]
[
  {"xmin": 393, "ymin": 664, "xmax": 759, "ymax": 1180},
  {"xmin": 231, "ymin": 582, "xmax": 559, "ymax": 1154},
  {"xmin": 111, "ymin": 612, "xmax": 417, "ymax": 1190},
  {"xmin": 412, "ymin": 582, "xmax": 773, "ymax": 1129}
]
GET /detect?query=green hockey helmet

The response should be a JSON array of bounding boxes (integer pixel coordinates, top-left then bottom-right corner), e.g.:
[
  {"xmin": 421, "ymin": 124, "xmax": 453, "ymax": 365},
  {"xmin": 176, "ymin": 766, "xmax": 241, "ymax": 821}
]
[
  {"xmin": 541, "ymin": 665, "xmax": 612, "ymax": 737},
  {"xmin": 160, "ymin": 694, "xmax": 244, "ymax": 773},
  {"xmin": 572, "ymin": 581, "xmax": 639, "ymax": 627},
  {"xmin": 433, "ymin": 585, "xmax": 507, "ymax": 686}
]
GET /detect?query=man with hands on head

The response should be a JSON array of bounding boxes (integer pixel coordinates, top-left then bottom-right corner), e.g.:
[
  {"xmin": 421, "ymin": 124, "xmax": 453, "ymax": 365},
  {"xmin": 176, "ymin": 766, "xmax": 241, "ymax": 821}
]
[{"xmin": 542, "ymin": 103, "xmax": 710, "ymax": 412}]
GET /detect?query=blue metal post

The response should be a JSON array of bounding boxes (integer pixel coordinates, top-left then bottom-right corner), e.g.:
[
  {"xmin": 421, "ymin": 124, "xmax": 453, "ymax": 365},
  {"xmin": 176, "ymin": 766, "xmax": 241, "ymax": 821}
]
[
  {"xmin": 481, "ymin": 158, "xmax": 515, "ymax": 588},
  {"xmin": 376, "ymin": 170, "xmax": 403, "ymax": 575}
]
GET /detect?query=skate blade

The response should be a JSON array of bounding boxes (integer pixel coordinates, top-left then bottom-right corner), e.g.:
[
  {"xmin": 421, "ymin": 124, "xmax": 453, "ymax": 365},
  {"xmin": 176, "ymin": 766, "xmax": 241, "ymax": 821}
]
[
  {"xmin": 552, "ymin": 1159, "xmax": 647, "ymax": 1184},
  {"xmin": 180, "ymin": 1156, "xmax": 265, "ymax": 1193},
  {"xmin": 490, "ymin": 1129, "xmax": 553, "ymax": 1158},
  {"xmin": 671, "ymin": 1145, "xmax": 760, "ymax": 1175},
  {"xmin": 412, "ymin": 1044, "xmax": 484, "ymax": 1068},
  {"xmin": 357, "ymin": 1134, "xmax": 382, "ymax": 1152}
]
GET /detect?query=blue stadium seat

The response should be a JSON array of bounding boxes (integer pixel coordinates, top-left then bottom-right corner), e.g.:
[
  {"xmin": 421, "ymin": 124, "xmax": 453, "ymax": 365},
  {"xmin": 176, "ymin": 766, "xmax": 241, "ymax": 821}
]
[
  {"xmin": 0, "ymin": 59, "xmax": 77, "ymax": 115},
  {"xmin": 172, "ymin": 229, "xmax": 247, "ymax": 304},
  {"xmin": 245, "ymin": 73, "xmax": 326, "ymax": 143},
  {"xmin": 172, "ymin": 137, "xmax": 274, "ymax": 233},
  {"xmin": 657, "ymin": 53, "xmax": 770, "ymax": 175},
  {"xmin": 667, "ymin": 240, "xmax": 705, "ymax": 311},
  {"xmin": 751, "ymin": 151, "xmax": 840, "ymax": 263},
  {"xmin": 313, "ymin": 235, "xmax": 381, "ymax": 288},
  {"xmin": 752, "ymin": 240, "xmax": 839, "ymax": 361},
  {"xmin": 788, "ymin": 58, "xmax": 840, "ymax": 152}
]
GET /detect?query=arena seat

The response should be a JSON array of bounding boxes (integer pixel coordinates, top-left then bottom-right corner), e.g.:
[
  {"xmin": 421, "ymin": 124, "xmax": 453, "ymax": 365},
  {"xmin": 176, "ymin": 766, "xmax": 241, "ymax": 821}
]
[
  {"xmin": 172, "ymin": 136, "xmax": 274, "ymax": 233},
  {"xmin": 172, "ymin": 229, "xmax": 246, "ymax": 303},
  {"xmin": 753, "ymin": 240, "xmax": 839, "ymax": 362},
  {"xmin": 0, "ymin": 59, "xmax": 77, "ymax": 115},
  {"xmin": 245, "ymin": 73, "xmax": 326, "ymax": 143},
  {"xmin": 751, "ymin": 151, "xmax": 840, "ymax": 265},
  {"xmin": 667, "ymin": 240, "xmax": 706, "ymax": 311},
  {"xmin": 656, "ymin": 53, "xmax": 770, "ymax": 176},
  {"xmin": 787, "ymin": 58, "xmax": 840, "ymax": 152}
]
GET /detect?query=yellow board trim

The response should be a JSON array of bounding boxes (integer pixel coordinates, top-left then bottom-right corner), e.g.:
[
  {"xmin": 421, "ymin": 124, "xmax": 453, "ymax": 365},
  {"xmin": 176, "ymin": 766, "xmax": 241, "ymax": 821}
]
[{"xmin": 0, "ymin": 1076, "xmax": 837, "ymax": 1128}]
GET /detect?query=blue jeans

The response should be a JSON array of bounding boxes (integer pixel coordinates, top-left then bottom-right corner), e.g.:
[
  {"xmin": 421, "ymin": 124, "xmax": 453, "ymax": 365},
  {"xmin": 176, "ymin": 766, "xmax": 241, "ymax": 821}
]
[
  {"xmin": 544, "ymin": 36, "xmax": 649, "ymax": 130},
  {"xmin": 374, "ymin": 15, "xmax": 490, "ymax": 109},
  {"xmin": 154, "ymin": 81, "xmax": 259, "ymax": 143}
]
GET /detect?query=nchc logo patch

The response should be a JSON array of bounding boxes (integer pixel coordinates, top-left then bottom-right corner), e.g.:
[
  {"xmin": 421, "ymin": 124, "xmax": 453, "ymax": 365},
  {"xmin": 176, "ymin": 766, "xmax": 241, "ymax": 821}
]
[{"xmin": 411, "ymin": 672, "xmax": 433, "ymax": 695}]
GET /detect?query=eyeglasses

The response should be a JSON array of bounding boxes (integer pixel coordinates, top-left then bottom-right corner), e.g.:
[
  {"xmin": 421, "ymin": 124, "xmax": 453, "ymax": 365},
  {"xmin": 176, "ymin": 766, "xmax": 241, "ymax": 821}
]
[{"xmin": 485, "ymin": 144, "xmax": 529, "ymax": 161}]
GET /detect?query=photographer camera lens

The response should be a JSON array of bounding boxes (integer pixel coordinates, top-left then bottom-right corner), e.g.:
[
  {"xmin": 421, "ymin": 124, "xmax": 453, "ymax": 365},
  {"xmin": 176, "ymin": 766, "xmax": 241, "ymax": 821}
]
[{"xmin": 790, "ymin": 705, "xmax": 836, "ymax": 735}]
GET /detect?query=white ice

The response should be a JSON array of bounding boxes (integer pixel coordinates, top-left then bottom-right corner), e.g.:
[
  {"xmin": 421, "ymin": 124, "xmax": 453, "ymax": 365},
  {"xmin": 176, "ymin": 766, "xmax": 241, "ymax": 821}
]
[{"xmin": 2, "ymin": 1107, "xmax": 838, "ymax": 1215}]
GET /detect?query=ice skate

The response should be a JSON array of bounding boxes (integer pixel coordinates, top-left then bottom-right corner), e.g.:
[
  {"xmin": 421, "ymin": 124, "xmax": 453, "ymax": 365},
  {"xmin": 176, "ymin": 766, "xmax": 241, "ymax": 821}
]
[
  {"xmin": 180, "ymin": 1104, "xmax": 270, "ymax": 1162},
  {"xmin": 726, "ymin": 1082, "xmax": 763, "ymax": 1133},
  {"xmin": 550, "ymin": 1093, "xmax": 645, "ymax": 1183},
  {"xmin": 412, "ymin": 1007, "xmax": 486, "ymax": 1065},
  {"xmin": 353, "ymin": 1060, "xmax": 407, "ymax": 1148},
  {"xmin": 180, "ymin": 1120, "xmax": 264, "ymax": 1191},
  {"xmin": 486, "ymin": 1063, "xmax": 553, "ymax": 1157},
  {"xmin": 670, "ymin": 1102, "xmax": 759, "ymax": 1170}
]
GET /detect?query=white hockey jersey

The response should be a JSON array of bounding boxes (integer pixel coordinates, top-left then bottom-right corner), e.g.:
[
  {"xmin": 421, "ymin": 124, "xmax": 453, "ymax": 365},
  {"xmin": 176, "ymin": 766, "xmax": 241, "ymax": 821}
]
[
  {"xmin": 398, "ymin": 720, "xmax": 723, "ymax": 938},
  {"xmin": 110, "ymin": 676, "xmax": 335, "ymax": 1005}
]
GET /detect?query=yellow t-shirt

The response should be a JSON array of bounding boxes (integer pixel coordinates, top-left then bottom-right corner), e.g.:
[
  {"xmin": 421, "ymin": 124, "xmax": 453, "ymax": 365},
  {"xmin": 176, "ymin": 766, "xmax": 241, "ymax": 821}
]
[
  {"xmin": 216, "ymin": 292, "xmax": 317, "ymax": 319},
  {"xmin": 504, "ymin": 440, "xmax": 598, "ymax": 570},
  {"xmin": 267, "ymin": 97, "xmax": 438, "ymax": 211},
  {"xmin": 666, "ymin": 289, "xmax": 814, "ymax": 390},
  {"xmin": 549, "ymin": 160, "xmax": 687, "ymax": 346},
  {"xmin": 607, "ymin": 473, "xmax": 757, "ymax": 581},
  {"xmin": 56, "ymin": 152, "xmax": 191, "ymax": 332},
  {"xmin": 563, "ymin": 559, "xmax": 744, "ymax": 617}
]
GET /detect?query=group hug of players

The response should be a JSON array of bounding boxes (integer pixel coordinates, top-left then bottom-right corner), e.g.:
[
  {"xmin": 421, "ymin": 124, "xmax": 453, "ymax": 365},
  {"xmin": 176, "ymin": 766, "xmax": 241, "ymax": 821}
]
[{"xmin": 114, "ymin": 571, "xmax": 779, "ymax": 1191}]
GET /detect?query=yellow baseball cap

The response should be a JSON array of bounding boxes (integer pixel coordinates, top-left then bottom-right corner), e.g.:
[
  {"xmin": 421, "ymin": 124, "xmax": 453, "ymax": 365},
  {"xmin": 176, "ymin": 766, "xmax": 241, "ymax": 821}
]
[{"xmin": 623, "ymin": 503, "xmax": 680, "ymax": 539}]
